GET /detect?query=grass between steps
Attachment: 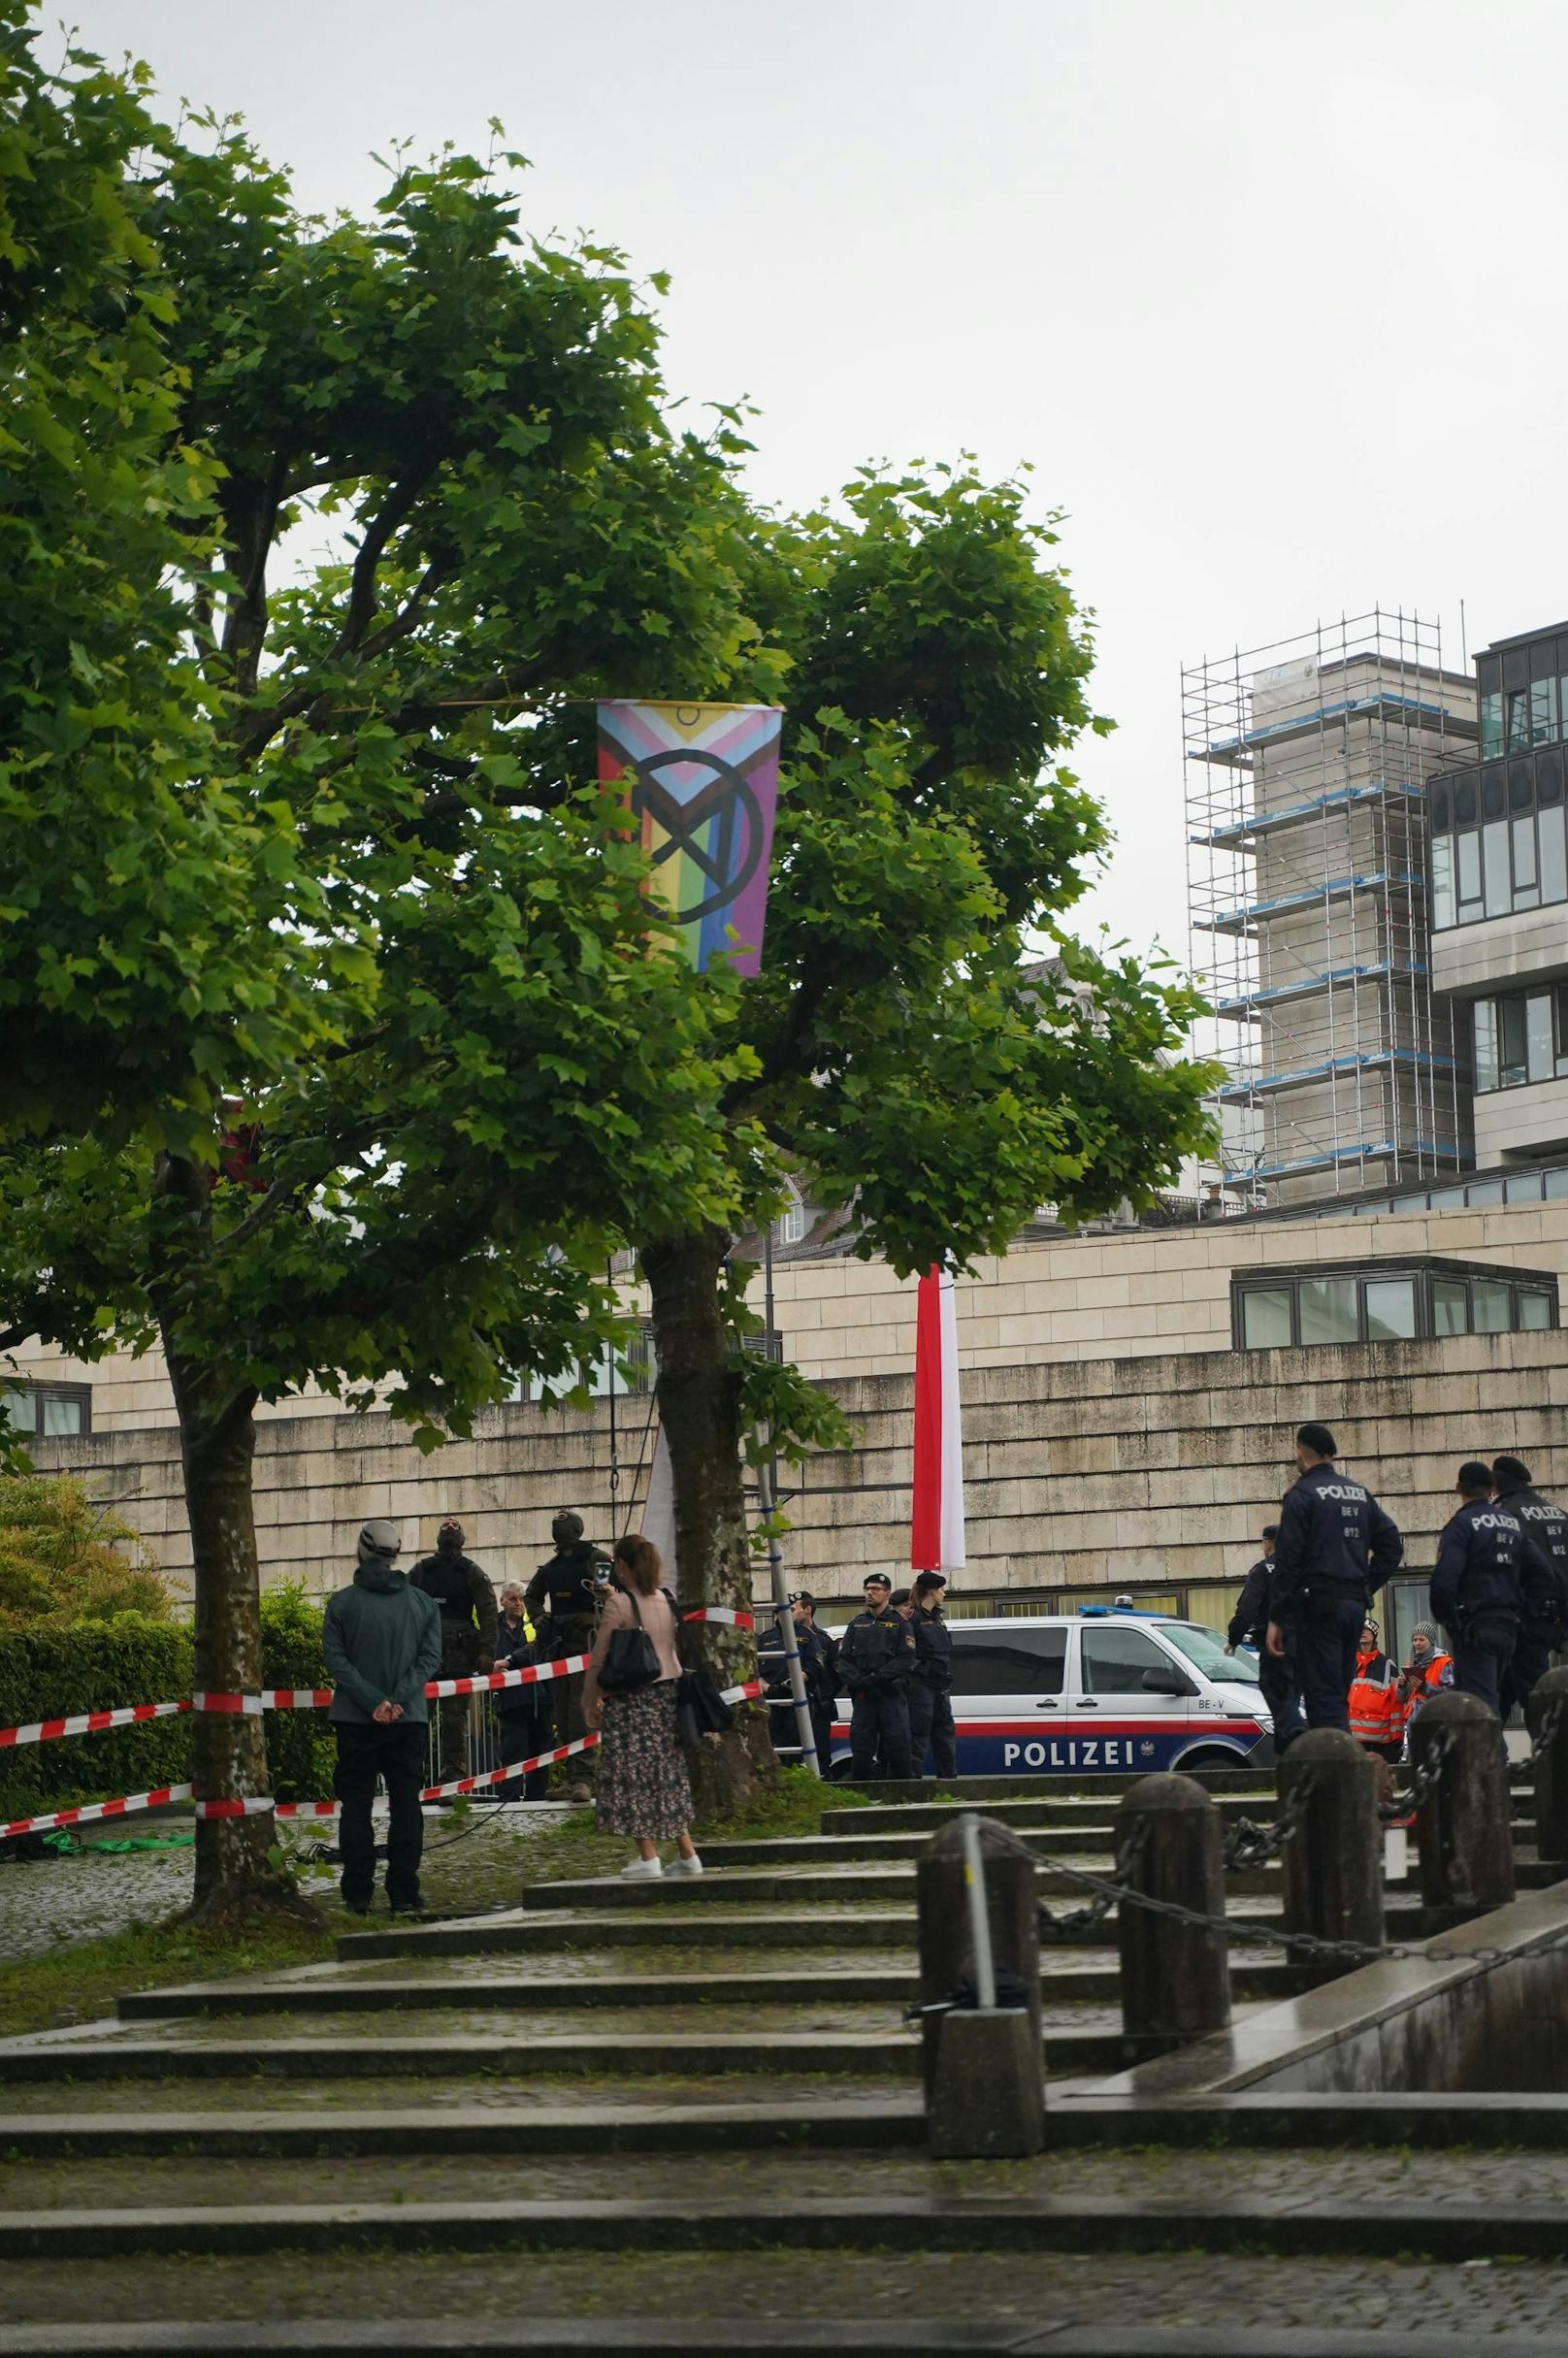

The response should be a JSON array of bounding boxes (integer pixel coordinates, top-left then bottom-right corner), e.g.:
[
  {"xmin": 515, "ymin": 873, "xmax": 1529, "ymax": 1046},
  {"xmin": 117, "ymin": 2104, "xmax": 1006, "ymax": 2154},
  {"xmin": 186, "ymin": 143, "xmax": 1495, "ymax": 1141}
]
[{"xmin": 0, "ymin": 1769, "xmax": 873, "ymax": 2043}]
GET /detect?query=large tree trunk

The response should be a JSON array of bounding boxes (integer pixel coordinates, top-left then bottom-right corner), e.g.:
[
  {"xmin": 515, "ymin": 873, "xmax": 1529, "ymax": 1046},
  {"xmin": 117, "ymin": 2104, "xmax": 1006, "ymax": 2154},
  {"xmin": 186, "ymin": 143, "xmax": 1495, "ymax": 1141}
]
[
  {"xmin": 167, "ymin": 1355, "xmax": 314, "ymax": 1924},
  {"xmin": 153, "ymin": 1149, "xmax": 316, "ymax": 1927},
  {"xmin": 642, "ymin": 1226, "xmax": 773, "ymax": 1818}
]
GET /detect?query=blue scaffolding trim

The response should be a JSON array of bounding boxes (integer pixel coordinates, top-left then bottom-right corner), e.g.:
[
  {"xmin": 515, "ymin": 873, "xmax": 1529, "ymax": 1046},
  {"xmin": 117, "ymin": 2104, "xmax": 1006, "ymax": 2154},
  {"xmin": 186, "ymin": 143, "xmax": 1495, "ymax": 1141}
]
[
  {"xmin": 1188, "ymin": 780, "xmax": 1425, "ymax": 852},
  {"xmin": 1188, "ymin": 691, "xmax": 1476, "ymax": 769},
  {"xmin": 1218, "ymin": 1048, "xmax": 1456, "ymax": 1104},
  {"xmin": 1214, "ymin": 960, "xmax": 1429, "ymax": 1021},
  {"xmin": 1196, "ymin": 870, "xmax": 1422, "ymax": 935},
  {"xmin": 1251, "ymin": 1136, "xmax": 1464, "ymax": 1181}
]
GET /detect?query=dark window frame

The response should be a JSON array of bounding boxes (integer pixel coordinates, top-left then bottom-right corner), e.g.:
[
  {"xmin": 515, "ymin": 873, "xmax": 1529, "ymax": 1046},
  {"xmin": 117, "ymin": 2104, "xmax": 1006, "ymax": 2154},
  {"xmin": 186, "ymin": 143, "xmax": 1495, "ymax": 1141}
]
[
  {"xmin": 1231, "ymin": 1257, "xmax": 1559, "ymax": 1350},
  {"xmin": 0, "ymin": 1379, "xmax": 92, "ymax": 1437}
]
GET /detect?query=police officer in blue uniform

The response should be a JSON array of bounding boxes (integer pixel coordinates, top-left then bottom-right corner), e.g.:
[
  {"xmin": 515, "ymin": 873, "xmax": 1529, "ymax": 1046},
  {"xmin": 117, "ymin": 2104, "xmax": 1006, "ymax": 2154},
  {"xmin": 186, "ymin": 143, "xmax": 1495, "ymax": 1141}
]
[
  {"xmin": 1491, "ymin": 1455, "xmax": 1568, "ymax": 1719},
  {"xmin": 908, "ymin": 1570, "xmax": 957, "ymax": 1778},
  {"xmin": 1431, "ymin": 1459, "xmax": 1557, "ymax": 1716},
  {"xmin": 1226, "ymin": 1521, "xmax": 1303, "ymax": 1753},
  {"xmin": 1266, "ymin": 1423, "xmax": 1403, "ymax": 1733},
  {"xmin": 838, "ymin": 1573, "xmax": 917, "ymax": 1780}
]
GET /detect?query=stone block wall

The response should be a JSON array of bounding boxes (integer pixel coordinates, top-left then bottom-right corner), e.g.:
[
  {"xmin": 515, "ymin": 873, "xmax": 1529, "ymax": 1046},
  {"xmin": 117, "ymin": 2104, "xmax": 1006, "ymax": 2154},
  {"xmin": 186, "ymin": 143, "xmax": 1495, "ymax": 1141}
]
[{"xmin": 30, "ymin": 1327, "xmax": 1568, "ymax": 1621}]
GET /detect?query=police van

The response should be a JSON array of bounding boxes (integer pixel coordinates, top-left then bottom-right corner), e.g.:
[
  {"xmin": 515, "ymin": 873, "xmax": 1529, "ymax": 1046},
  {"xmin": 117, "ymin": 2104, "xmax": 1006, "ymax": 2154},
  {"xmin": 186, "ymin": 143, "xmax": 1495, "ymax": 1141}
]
[{"xmin": 827, "ymin": 1608, "xmax": 1273, "ymax": 1779}]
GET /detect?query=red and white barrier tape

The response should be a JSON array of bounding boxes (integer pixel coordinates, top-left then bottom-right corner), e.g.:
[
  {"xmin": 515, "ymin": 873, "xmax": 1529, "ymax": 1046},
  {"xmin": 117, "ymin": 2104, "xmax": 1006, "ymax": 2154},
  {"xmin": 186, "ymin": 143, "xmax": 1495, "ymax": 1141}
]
[
  {"xmin": 3, "ymin": 1783, "xmax": 194, "ymax": 1840},
  {"xmin": 682, "ymin": 1606, "xmax": 755, "ymax": 1630},
  {"xmin": 4, "ymin": 1678, "xmax": 766, "ymax": 1840},
  {"xmin": 426, "ymin": 1652, "xmax": 590, "ymax": 1701},
  {"xmin": 0, "ymin": 1657, "xmax": 591, "ymax": 1749},
  {"xmin": 0, "ymin": 1699, "xmax": 190, "ymax": 1751}
]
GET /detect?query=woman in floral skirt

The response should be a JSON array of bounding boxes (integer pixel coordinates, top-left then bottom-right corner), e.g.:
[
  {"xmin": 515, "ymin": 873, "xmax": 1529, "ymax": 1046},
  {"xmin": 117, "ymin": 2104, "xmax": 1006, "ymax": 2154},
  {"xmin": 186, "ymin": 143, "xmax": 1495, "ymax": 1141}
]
[{"xmin": 581, "ymin": 1534, "xmax": 702, "ymax": 1882}]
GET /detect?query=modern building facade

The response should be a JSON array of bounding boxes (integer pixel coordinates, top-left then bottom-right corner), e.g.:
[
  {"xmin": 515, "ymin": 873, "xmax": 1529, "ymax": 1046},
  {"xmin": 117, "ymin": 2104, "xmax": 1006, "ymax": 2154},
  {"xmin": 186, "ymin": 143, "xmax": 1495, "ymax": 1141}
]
[
  {"xmin": 1186, "ymin": 611, "xmax": 1476, "ymax": 1207},
  {"xmin": 1426, "ymin": 617, "xmax": 1568, "ymax": 1169}
]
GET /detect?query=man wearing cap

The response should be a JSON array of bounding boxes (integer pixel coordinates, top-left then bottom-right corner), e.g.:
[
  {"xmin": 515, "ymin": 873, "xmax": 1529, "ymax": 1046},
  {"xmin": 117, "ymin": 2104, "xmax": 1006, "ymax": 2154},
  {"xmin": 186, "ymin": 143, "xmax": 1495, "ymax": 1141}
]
[
  {"xmin": 408, "ymin": 1518, "xmax": 499, "ymax": 1777},
  {"xmin": 908, "ymin": 1571, "xmax": 957, "ymax": 1779},
  {"xmin": 837, "ymin": 1573, "xmax": 917, "ymax": 1781},
  {"xmin": 525, "ymin": 1509, "xmax": 612, "ymax": 1802},
  {"xmin": 1491, "ymin": 1456, "xmax": 1568, "ymax": 1719},
  {"xmin": 758, "ymin": 1594, "xmax": 839, "ymax": 1775},
  {"xmin": 322, "ymin": 1521, "xmax": 442, "ymax": 1916},
  {"xmin": 1431, "ymin": 1459, "xmax": 1557, "ymax": 1716}
]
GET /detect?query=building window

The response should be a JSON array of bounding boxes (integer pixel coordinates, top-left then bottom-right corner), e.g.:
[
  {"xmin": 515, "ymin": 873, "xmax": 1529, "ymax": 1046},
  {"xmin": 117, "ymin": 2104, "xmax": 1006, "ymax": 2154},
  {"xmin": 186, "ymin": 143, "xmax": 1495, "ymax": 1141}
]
[
  {"xmin": 1469, "ymin": 984, "xmax": 1568, "ymax": 1092},
  {"xmin": 0, "ymin": 1382, "xmax": 91, "ymax": 1437},
  {"xmin": 1430, "ymin": 744, "xmax": 1568, "ymax": 929},
  {"xmin": 1233, "ymin": 1259, "xmax": 1557, "ymax": 1349},
  {"xmin": 770, "ymin": 1181, "xmax": 806, "ymax": 1251}
]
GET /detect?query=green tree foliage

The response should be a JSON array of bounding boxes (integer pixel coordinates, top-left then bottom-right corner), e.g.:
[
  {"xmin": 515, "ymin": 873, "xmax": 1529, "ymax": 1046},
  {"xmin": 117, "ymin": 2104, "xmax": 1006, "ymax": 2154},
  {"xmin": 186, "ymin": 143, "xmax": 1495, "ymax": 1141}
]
[
  {"xmin": 0, "ymin": 1473, "xmax": 169, "ymax": 1626},
  {"xmin": 0, "ymin": 36, "xmax": 757, "ymax": 1909}
]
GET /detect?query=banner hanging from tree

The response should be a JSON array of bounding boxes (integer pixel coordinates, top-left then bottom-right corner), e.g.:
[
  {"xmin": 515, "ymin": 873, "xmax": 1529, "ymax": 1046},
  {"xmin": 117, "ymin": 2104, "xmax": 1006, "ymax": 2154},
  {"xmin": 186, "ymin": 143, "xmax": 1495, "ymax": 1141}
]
[{"xmin": 597, "ymin": 701, "xmax": 782, "ymax": 975}]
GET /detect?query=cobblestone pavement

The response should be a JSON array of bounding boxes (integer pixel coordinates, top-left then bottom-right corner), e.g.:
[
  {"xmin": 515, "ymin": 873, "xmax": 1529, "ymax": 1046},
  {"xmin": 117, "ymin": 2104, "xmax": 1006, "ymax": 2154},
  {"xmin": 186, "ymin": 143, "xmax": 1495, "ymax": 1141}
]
[
  {"xmin": 0, "ymin": 1804, "xmax": 584, "ymax": 1965},
  {"xmin": 4, "ymin": 2244, "xmax": 1568, "ymax": 2334}
]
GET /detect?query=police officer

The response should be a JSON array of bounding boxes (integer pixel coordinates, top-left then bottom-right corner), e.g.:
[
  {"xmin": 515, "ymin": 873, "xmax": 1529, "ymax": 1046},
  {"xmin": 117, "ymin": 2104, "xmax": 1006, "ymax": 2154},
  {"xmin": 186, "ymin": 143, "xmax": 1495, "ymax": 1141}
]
[
  {"xmin": 1491, "ymin": 1455, "xmax": 1568, "ymax": 1718},
  {"xmin": 838, "ymin": 1572, "xmax": 917, "ymax": 1780},
  {"xmin": 1266, "ymin": 1423, "xmax": 1403, "ymax": 1734},
  {"xmin": 908, "ymin": 1571, "xmax": 957, "ymax": 1778},
  {"xmin": 1431, "ymin": 1459, "xmax": 1556, "ymax": 1716},
  {"xmin": 1226, "ymin": 1521, "xmax": 1304, "ymax": 1754},
  {"xmin": 524, "ymin": 1509, "xmax": 612, "ymax": 1801},
  {"xmin": 408, "ymin": 1518, "xmax": 499, "ymax": 1777},
  {"xmin": 758, "ymin": 1594, "xmax": 839, "ymax": 1774}
]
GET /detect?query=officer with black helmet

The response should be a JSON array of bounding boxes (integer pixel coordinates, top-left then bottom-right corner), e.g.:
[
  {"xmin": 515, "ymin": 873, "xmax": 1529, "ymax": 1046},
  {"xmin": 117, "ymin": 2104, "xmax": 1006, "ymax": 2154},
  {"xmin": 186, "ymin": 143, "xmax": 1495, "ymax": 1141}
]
[
  {"xmin": 1491, "ymin": 1455, "xmax": 1568, "ymax": 1718},
  {"xmin": 408, "ymin": 1517, "xmax": 498, "ymax": 1777},
  {"xmin": 1267, "ymin": 1422, "xmax": 1403, "ymax": 1733},
  {"xmin": 525, "ymin": 1509, "xmax": 612, "ymax": 1801},
  {"xmin": 837, "ymin": 1573, "xmax": 917, "ymax": 1780},
  {"xmin": 1432, "ymin": 1459, "xmax": 1557, "ymax": 1716}
]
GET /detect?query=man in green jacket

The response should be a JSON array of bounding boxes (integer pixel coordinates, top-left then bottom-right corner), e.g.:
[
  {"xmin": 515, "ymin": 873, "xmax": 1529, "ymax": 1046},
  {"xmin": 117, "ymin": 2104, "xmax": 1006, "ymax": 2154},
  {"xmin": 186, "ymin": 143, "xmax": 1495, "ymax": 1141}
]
[{"xmin": 322, "ymin": 1520, "xmax": 442, "ymax": 1916}]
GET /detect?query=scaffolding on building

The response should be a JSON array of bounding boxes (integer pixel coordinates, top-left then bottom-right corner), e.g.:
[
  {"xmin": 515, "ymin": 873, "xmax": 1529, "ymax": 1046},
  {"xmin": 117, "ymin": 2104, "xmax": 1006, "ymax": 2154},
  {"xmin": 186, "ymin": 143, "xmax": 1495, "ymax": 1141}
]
[{"xmin": 1183, "ymin": 609, "xmax": 1477, "ymax": 1208}]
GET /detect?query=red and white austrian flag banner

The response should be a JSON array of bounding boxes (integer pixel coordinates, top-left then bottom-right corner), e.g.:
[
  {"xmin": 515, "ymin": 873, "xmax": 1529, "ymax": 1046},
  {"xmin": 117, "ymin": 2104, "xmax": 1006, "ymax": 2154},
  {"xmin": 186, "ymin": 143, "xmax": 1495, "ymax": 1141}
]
[{"xmin": 911, "ymin": 1261, "xmax": 965, "ymax": 1573}]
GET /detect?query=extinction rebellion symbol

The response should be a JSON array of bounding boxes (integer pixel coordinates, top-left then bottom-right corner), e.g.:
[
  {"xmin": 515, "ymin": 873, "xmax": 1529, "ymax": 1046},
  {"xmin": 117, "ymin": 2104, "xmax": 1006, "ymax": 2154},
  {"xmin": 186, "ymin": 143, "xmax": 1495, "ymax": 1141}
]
[{"xmin": 628, "ymin": 747, "xmax": 766, "ymax": 926}]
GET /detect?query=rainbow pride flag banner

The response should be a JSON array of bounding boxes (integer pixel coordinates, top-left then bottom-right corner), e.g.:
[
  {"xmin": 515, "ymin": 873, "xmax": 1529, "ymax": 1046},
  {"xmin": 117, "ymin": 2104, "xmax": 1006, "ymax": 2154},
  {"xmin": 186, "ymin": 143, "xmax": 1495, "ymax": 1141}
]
[{"xmin": 597, "ymin": 700, "xmax": 781, "ymax": 975}]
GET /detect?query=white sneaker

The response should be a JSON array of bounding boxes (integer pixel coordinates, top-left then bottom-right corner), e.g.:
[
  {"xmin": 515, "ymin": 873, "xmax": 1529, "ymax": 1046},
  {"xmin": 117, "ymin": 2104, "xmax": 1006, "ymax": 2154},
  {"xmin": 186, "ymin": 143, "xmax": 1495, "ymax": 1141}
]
[
  {"xmin": 620, "ymin": 1853, "xmax": 663, "ymax": 1881},
  {"xmin": 666, "ymin": 1851, "xmax": 703, "ymax": 1878}
]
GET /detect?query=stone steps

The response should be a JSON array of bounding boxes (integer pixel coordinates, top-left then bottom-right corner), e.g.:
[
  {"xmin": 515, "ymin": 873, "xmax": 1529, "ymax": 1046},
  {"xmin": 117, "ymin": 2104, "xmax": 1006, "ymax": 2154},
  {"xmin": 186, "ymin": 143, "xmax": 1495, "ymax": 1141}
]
[
  {"xmin": 115, "ymin": 1953, "xmax": 1310, "ymax": 2017},
  {"xmin": 0, "ymin": 2021, "xmax": 1128, "ymax": 2083},
  {"xmin": 518, "ymin": 1860, "xmax": 1288, "ymax": 1907},
  {"xmin": 7, "ymin": 1765, "xmax": 1558, "ymax": 2347},
  {"xmin": 8, "ymin": 2184, "xmax": 1568, "ymax": 2264}
]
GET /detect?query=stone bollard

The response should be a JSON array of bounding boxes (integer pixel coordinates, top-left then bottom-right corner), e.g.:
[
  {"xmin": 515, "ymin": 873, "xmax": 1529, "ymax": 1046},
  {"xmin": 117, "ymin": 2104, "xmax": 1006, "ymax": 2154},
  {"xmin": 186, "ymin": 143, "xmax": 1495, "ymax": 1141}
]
[
  {"xmin": 1114, "ymin": 1773, "xmax": 1229, "ymax": 2056},
  {"xmin": 916, "ymin": 1815, "xmax": 1044, "ymax": 2158},
  {"xmin": 1280, "ymin": 1728, "xmax": 1384, "ymax": 1970},
  {"xmin": 1529, "ymin": 1666, "xmax": 1568, "ymax": 1865},
  {"xmin": 1413, "ymin": 1688, "xmax": 1515, "ymax": 1919}
]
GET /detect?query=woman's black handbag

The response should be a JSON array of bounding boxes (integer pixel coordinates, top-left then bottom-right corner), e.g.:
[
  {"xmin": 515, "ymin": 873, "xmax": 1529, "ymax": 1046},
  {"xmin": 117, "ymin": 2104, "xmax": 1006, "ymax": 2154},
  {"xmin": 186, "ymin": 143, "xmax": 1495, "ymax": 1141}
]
[
  {"xmin": 676, "ymin": 1668, "xmax": 735, "ymax": 1747},
  {"xmin": 596, "ymin": 1589, "xmax": 662, "ymax": 1694}
]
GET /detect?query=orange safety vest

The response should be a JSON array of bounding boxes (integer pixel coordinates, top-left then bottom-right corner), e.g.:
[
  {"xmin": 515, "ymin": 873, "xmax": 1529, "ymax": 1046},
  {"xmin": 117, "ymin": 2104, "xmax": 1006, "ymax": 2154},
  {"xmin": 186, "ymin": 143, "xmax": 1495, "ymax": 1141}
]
[
  {"xmin": 1396, "ymin": 1652, "xmax": 1452, "ymax": 1734},
  {"xmin": 1349, "ymin": 1648, "xmax": 1398, "ymax": 1746}
]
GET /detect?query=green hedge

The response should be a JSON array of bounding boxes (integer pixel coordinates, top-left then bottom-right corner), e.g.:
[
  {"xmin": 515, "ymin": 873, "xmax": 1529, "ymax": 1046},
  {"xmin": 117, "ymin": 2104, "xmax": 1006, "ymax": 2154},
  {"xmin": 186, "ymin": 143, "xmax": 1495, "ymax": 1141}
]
[{"xmin": 0, "ymin": 1585, "xmax": 336, "ymax": 1822}]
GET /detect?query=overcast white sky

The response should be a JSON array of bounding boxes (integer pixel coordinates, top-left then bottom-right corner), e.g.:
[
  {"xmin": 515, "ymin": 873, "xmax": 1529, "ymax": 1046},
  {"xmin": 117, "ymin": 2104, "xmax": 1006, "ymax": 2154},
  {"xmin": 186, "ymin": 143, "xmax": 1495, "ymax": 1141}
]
[{"xmin": 66, "ymin": 0, "xmax": 1568, "ymax": 968}]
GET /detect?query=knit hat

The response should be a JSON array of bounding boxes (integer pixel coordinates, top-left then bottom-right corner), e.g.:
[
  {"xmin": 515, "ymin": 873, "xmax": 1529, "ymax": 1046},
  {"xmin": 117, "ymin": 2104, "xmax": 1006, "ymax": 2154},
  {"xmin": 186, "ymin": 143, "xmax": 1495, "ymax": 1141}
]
[{"xmin": 1412, "ymin": 1621, "xmax": 1438, "ymax": 1647}]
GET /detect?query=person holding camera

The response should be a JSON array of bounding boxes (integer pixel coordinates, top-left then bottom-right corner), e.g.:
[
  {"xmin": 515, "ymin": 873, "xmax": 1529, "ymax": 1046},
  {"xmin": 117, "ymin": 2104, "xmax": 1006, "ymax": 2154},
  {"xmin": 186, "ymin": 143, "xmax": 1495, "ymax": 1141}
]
[{"xmin": 581, "ymin": 1533, "xmax": 701, "ymax": 1883}]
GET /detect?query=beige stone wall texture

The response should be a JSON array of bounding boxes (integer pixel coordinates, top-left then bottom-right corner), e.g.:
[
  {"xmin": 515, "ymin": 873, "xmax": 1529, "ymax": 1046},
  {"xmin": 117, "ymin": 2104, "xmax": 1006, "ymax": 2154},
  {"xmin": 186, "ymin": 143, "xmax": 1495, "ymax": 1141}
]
[
  {"xmin": 27, "ymin": 1327, "xmax": 1568, "ymax": 1621},
  {"xmin": 15, "ymin": 1195, "xmax": 1568, "ymax": 1418}
]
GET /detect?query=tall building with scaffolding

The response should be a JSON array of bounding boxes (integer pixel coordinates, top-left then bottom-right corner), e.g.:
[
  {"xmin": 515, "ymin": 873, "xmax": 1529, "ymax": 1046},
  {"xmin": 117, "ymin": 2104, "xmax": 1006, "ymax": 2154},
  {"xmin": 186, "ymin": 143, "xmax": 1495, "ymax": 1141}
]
[{"xmin": 1185, "ymin": 611, "xmax": 1477, "ymax": 1207}]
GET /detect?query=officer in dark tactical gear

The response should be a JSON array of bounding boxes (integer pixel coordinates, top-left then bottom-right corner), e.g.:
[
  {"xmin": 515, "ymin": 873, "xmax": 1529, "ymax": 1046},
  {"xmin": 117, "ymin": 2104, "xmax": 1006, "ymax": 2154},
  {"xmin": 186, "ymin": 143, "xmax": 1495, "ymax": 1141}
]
[
  {"xmin": 408, "ymin": 1518, "xmax": 498, "ymax": 1777},
  {"xmin": 758, "ymin": 1594, "xmax": 838, "ymax": 1771},
  {"xmin": 1492, "ymin": 1455, "xmax": 1568, "ymax": 1719},
  {"xmin": 525, "ymin": 1509, "xmax": 612, "ymax": 1800},
  {"xmin": 1226, "ymin": 1522, "xmax": 1303, "ymax": 1753},
  {"xmin": 1431, "ymin": 1460, "xmax": 1557, "ymax": 1716},
  {"xmin": 1267, "ymin": 1423, "xmax": 1403, "ymax": 1733},
  {"xmin": 908, "ymin": 1571, "xmax": 957, "ymax": 1778},
  {"xmin": 838, "ymin": 1572, "xmax": 917, "ymax": 1780}
]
